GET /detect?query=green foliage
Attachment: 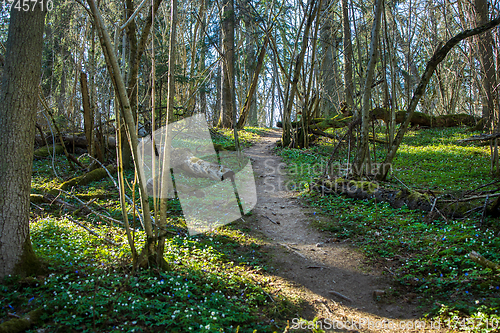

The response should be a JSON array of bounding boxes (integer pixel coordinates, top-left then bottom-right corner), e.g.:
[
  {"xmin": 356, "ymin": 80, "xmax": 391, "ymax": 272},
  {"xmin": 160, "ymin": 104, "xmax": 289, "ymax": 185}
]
[
  {"xmin": 1, "ymin": 218, "xmax": 296, "ymax": 332},
  {"xmin": 12, "ymin": 128, "xmax": 294, "ymax": 332}
]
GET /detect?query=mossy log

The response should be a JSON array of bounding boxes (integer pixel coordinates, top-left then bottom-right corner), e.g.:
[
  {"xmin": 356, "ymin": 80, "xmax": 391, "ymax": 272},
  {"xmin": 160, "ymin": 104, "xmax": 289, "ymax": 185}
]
[
  {"xmin": 277, "ymin": 109, "xmax": 479, "ymax": 132},
  {"xmin": 58, "ymin": 165, "xmax": 116, "ymax": 191},
  {"xmin": 0, "ymin": 308, "xmax": 42, "ymax": 333},
  {"xmin": 311, "ymin": 177, "xmax": 480, "ymax": 217},
  {"xmin": 371, "ymin": 107, "xmax": 478, "ymax": 127},
  {"xmin": 33, "ymin": 144, "xmax": 64, "ymax": 157},
  {"xmin": 29, "ymin": 193, "xmax": 50, "ymax": 204},
  {"xmin": 468, "ymin": 251, "xmax": 500, "ymax": 272}
]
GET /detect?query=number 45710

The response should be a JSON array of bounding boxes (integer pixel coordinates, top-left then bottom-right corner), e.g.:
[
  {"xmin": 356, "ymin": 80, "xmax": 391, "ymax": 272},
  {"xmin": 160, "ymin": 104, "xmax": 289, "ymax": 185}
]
[{"xmin": 2, "ymin": 0, "xmax": 54, "ymax": 12}]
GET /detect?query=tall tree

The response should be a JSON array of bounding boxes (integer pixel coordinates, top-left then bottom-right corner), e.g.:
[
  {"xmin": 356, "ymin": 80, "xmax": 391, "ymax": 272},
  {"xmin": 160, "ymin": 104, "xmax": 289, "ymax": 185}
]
[
  {"xmin": 0, "ymin": 7, "xmax": 47, "ymax": 279},
  {"xmin": 474, "ymin": 0, "xmax": 498, "ymax": 131},
  {"xmin": 354, "ymin": 0, "xmax": 384, "ymax": 176},
  {"xmin": 319, "ymin": 0, "xmax": 338, "ymax": 117},
  {"xmin": 218, "ymin": 0, "xmax": 235, "ymax": 128},
  {"xmin": 342, "ymin": 0, "xmax": 353, "ymax": 111}
]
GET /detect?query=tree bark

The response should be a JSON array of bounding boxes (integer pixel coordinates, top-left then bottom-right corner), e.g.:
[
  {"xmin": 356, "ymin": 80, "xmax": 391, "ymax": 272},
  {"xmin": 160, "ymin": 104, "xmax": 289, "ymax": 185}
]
[
  {"xmin": 0, "ymin": 7, "xmax": 46, "ymax": 279},
  {"xmin": 342, "ymin": 0, "xmax": 354, "ymax": 111},
  {"xmin": 218, "ymin": 0, "xmax": 235, "ymax": 128},
  {"xmin": 354, "ymin": 0, "xmax": 383, "ymax": 176},
  {"xmin": 474, "ymin": 0, "xmax": 498, "ymax": 131}
]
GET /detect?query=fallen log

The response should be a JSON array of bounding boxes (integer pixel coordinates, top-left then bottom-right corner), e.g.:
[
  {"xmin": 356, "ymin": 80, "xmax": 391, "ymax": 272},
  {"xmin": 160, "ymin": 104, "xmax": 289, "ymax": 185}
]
[
  {"xmin": 33, "ymin": 144, "xmax": 64, "ymax": 157},
  {"xmin": 468, "ymin": 251, "xmax": 500, "ymax": 272},
  {"xmin": 310, "ymin": 177, "xmax": 494, "ymax": 218},
  {"xmin": 57, "ymin": 165, "xmax": 117, "ymax": 191},
  {"xmin": 277, "ymin": 109, "xmax": 479, "ymax": 131}
]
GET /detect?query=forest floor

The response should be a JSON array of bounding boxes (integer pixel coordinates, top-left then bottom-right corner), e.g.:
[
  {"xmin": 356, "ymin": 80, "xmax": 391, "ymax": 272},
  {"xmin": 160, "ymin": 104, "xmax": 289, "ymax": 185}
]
[{"xmin": 240, "ymin": 129, "xmax": 443, "ymax": 332}]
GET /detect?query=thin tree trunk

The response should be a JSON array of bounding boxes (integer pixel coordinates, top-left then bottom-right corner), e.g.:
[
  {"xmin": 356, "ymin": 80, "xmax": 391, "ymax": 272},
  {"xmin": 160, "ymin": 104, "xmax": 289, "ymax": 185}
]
[
  {"xmin": 282, "ymin": 0, "xmax": 317, "ymax": 147},
  {"xmin": 158, "ymin": 0, "xmax": 177, "ymax": 270},
  {"xmin": 342, "ymin": 0, "xmax": 353, "ymax": 111},
  {"xmin": 218, "ymin": 0, "xmax": 235, "ymax": 128},
  {"xmin": 474, "ymin": 0, "xmax": 498, "ymax": 131},
  {"xmin": 80, "ymin": 71, "xmax": 94, "ymax": 158},
  {"xmin": 87, "ymin": 0, "xmax": 156, "ymax": 265},
  {"xmin": 354, "ymin": 0, "xmax": 384, "ymax": 176}
]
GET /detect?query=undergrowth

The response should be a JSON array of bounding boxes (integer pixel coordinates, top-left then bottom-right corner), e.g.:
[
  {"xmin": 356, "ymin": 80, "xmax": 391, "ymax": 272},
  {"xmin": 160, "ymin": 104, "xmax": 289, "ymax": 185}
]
[{"xmin": 1, "ymin": 128, "xmax": 297, "ymax": 332}]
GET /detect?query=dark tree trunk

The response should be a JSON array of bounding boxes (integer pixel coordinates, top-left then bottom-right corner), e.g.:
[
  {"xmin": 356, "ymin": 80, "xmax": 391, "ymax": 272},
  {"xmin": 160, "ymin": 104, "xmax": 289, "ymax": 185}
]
[
  {"xmin": 474, "ymin": 0, "xmax": 498, "ymax": 131},
  {"xmin": 0, "ymin": 7, "xmax": 46, "ymax": 279}
]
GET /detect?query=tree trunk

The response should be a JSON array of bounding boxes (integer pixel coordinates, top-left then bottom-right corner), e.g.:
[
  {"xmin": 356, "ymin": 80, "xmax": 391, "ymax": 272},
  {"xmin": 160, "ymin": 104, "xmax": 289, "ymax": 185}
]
[
  {"xmin": 158, "ymin": 0, "xmax": 177, "ymax": 271},
  {"xmin": 218, "ymin": 0, "xmax": 235, "ymax": 128},
  {"xmin": 319, "ymin": 0, "xmax": 336, "ymax": 117},
  {"xmin": 474, "ymin": 0, "xmax": 498, "ymax": 131},
  {"xmin": 0, "ymin": 7, "xmax": 46, "ymax": 279},
  {"xmin": 199, "ymin": 0, "xmax": 207, "ymax": 115},
  {"xmin": 282, "ymin": 0, "xmax": 317, "ymax": 147},
  {"xmin": 80, "ymin": 71, "xmax": 94, "ymax": 157},
  {"xmin": 120, "ymin": 0, "xmax": 162, "ymax": 169},
  {"xmin": 88, "ymin": 0, "xmax": 156, "ymax": 267},
  {"xmin": 354, "ymin": 0, "xmax": 383, "ymax": 177},
  {"xmin": 243, "ymin": 0, "xmax": 258, "ymax": 126}
]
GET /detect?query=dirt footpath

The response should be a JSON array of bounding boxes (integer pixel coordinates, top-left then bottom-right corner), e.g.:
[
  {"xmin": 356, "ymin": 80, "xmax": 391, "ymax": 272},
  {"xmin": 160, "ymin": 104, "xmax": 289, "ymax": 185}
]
[{"xmin": 242, "ymin": 130, "xmax": 444, "ymax": 333}]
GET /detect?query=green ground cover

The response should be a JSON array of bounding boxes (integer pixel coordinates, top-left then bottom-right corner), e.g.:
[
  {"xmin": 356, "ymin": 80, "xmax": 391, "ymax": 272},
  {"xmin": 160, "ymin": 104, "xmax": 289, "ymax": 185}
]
[{"xmin": 2, "ymin": 128, "xmax": 296, "ymax": 333}]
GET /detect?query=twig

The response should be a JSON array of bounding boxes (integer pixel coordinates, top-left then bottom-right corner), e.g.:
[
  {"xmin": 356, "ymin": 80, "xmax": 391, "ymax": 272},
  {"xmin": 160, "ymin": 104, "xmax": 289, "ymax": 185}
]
[
  {"xmin": 384, "ymin": 266, "xmax": 395, "ymax": 276},
  {"xmin": 80, "ymin": 153, "xmax": 145, "ymax": 229},
  {"xmin": 65, "ymin": 215, "xmax": 119, "ymax": 246},
  {"xmin": 392, "ymin": 174, "xmax": 411, "ymax": 190},
  {"xmin": 328, "ymin": 290, "xmax": 353, "ymax": 303},
  {"xmin": 263, "ymin": 215, "xmax": 280, "ymax": 225},
  {"xmin": 263, "ymin": 290, "xmax": 275, "ymax": 303},
  {"xmin": 280, "ymin": 243, "xmax": 308, "ymax": 260},
  {"xmin": 58, "ymin": 189, "xmax": 141, "ymax": 232},
  {"xmin": 442, "ymin": 192, "xmax": 500, "ymax": 202},
  {"xmin": 307, "ymin": 266, "xmax": 326, "ymax": 269},
  {"xmin": 463, "ymin": 180, "xmax": 500, "ymax": 196},
  {"xmin": 30, "ymin": 202, "xmax": 45, "ymax": 211},
  {"xmin": 480, "ymin": 195, "xmax": 489, "ymax": 227},
  {"xmin": 319, "ymin": 300, "xmax": 335, "ymax": 317}
]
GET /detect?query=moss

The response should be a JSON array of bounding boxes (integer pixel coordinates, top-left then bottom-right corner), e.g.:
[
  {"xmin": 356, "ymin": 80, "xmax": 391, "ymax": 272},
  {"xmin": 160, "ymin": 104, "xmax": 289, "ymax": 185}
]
[
  {"xmin": 57, "ymin": 165, "xmax": 116, "ymax": 191},
  {"xmin": 407, "ymin": 190, "xmax": 430, "ymax": 203},
  {"xmin": 13, "ymin": 237, "xmax": 45, "ymax": 278},
  {"xmin": 29, "ymin": 194, "xmax": 49, "ymax": 204},
  {"xmin": 347, "ymin": 180, "xmax": 379, "ymax": 194},
  {"xmin": 0, "ymin": 308, "xmax": 43, "ymax": 333},
  {"xmin": 33, "ymin": 144, "xmax": 64, "ymax": 157}
]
